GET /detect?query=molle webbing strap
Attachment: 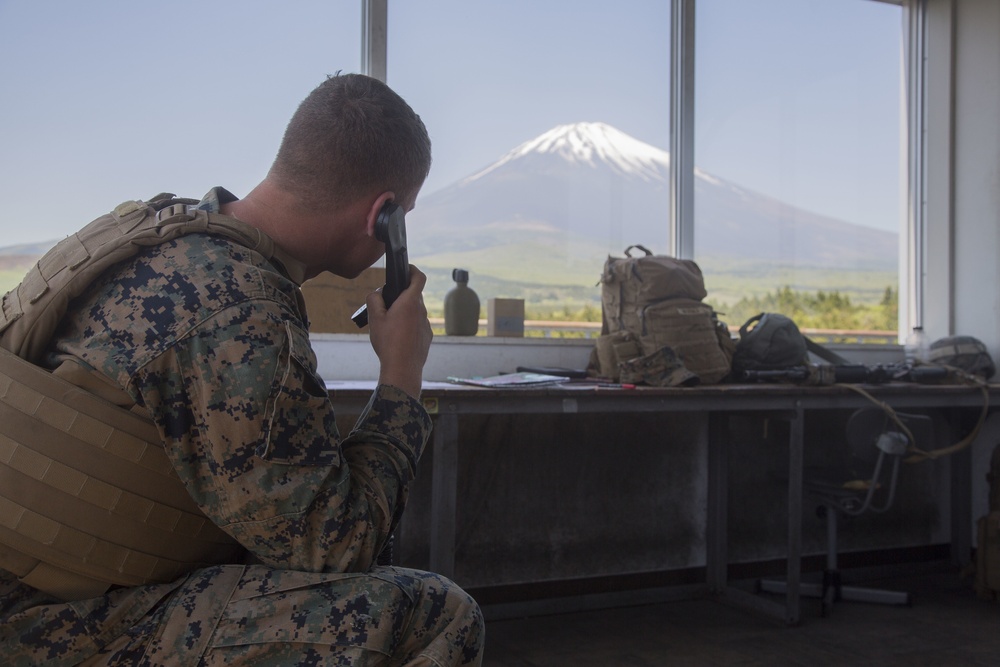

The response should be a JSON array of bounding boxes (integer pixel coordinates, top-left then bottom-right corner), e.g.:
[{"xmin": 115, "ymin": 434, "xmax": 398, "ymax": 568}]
[
  {"xmin": 0, "ymin": 346, "xmax": 245, "ymax": 600},
  {"xmin": 0, "ymin": 194, "xmax": 296, "ymax": 364},
  {"xmin": 804, "ymin": 337, "xmax": 852, "ymax": 365},
  {"xmin": 0, "ymin": 195, "xmax": 178, "ymax": 361}
]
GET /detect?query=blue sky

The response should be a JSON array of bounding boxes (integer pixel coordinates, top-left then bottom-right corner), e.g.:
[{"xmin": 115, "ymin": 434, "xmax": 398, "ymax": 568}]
[{"xmin": 0, "ymin": 0, "xmax": 902, "ymax": 247}]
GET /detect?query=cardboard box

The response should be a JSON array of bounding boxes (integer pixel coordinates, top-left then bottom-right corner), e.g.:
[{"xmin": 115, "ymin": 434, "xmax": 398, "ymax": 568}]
[
  {"xmin": 300, "ymin": 268, "xmax": 386, "ymax": 333},
  {"xmin": 487, "ymin": 298, "xmax": 525, "ymax": 337}
]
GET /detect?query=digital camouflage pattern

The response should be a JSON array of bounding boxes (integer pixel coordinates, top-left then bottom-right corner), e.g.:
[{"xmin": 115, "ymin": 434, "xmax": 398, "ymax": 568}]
[
  {"xmin": 0, "ymin": 190, "xmax": 483, "ymax": 665},
  {"xmin": 618, "ymin": 345, "xmax": 699, "ymax": 388},
  {"xmin": 0, "ymin": 564, "xmax": 483, "ymax": 666}
]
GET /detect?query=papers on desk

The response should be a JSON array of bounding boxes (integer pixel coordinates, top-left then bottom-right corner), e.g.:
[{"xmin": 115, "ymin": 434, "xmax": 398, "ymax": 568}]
[{"xmin": 446, "ymin": 372, "xmax": 571, "ymax": 388}]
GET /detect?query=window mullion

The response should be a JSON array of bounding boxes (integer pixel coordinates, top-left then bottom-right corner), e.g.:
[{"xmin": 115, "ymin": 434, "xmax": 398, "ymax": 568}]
[
  {"xmin": 361, "ymin": 0, "xmax": 388, "ymax": 82},
  {"xmin": 903, "ymin": 0, "xmax": 928, "ymax": 335},
  {"xmin": 670, "ymin": 0, "xmax": 696, "ymax": 260}
]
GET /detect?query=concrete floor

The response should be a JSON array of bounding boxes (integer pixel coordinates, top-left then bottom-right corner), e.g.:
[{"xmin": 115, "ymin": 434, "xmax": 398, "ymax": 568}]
[{"xmin": 481, "ymin": 567, "xmax": 1000, "ymax": 666}]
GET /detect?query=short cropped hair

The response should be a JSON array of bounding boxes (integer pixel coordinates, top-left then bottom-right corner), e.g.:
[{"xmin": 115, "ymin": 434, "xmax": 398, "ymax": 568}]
[{"xmin": 270, "ymin": 74, "xmax": 431, "ymax": 209}]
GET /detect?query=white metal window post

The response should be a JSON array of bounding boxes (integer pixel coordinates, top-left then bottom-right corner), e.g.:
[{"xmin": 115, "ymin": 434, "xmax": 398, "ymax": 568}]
[
  {"xmin": 670, "ymin": 0, "xmax": 696, "ymax": 260},
  {"xmin": 903, "ymin": 0, "xmax": 928, "ymax": 338},
  {"xmin": 362, "ymin": 0, "xmax": 388, "ymax": 82}
]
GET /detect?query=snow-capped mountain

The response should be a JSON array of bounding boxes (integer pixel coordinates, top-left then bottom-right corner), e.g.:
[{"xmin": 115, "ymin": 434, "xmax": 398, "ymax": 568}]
[
  {"xmin": 1, "ymin": 123, "xmax": 898, "ymax": 304},
  {"xmin": 465, "ymin": 122, "xmax": 670, "ymax": 184},
  {"xmin": 407, "ymin": 122, "xmax": 897, "ymax": 279}
]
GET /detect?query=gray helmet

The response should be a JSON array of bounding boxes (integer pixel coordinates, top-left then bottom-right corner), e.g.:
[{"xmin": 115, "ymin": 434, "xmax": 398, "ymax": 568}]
[{"xmin": 927, "ymin": 335, "xmax": 995, "ymax": 379}]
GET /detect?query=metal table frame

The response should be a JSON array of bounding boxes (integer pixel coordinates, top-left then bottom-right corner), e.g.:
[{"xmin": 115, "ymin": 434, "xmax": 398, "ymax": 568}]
[{"xmin": 327, "ymin": 380, "xmax": 991, "ymax": 624}]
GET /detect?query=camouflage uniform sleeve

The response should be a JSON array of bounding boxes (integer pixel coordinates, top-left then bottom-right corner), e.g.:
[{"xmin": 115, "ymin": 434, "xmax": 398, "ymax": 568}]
[
  {"xmin": 44, "ymin": 234, "xmax": 432, "ymax": 574},
  {"xmin": 132, "ymin": 299, "xmax": 432, "ymax": 574}
]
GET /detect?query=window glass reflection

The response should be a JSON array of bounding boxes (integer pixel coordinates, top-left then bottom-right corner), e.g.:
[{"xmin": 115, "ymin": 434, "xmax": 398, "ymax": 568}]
[
  {"xmin": 389, "ymin": 0, "xmax": 671, "ymax": 322},
  {"xmin": 695, "ymin": 0, "xmax": 903, "ymax": 338}
]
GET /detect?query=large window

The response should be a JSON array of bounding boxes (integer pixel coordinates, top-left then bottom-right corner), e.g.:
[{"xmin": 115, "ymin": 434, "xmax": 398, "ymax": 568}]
[
  {"xmin": 387, "ymin": 0, "xmax": 905, "ymax": 339},
  {"xmin": 3, "ymin": 0, "xmax": 909, "ymax": 340},
  {"xmin": 387, "ymin": 0, "xmax": 671, "ymax": 321},
  {"xmin": 693, "ymin": 0, "xmax": 904, "ymax": 337}
]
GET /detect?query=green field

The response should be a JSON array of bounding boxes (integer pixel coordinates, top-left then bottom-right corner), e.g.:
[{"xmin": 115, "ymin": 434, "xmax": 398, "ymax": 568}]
[
  {"xmin": 419, "ymin": 264, "xmax": 896, "ymax": 333},
  {"xmin": 1, "ymin": 268, "xmax": 32, "ymax": 295},
  {"xmin": 1, "ymin": 248, "xmax": 897, "ymax": 335},
  {"xmin": 418, "ymin": 245, "xmax": 897, "ymax": 322},
  {"xmin": 697, "ymin": 257, "xmax": 896, "ymax": 307}
]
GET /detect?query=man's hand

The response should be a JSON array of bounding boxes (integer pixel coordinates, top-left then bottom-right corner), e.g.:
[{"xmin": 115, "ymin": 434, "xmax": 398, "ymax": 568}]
[{"xmin": 367, "ymin": 265, "xmax": 433, "ymax": 398}]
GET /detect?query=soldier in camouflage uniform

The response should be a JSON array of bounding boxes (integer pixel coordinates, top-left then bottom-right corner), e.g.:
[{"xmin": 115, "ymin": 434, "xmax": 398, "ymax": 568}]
[{"xmin": 0, "ymin": 74, "xmax": 484, "ymax": 665}]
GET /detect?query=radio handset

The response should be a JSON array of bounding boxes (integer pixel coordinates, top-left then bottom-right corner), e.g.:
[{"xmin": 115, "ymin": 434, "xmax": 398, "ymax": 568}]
[{"xmin": 351, "ymin": 201, "xmax": 410, "ymax": 328}]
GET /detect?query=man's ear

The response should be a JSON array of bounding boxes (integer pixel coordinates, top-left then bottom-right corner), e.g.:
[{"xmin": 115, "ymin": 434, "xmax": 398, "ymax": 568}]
[{"xmin": 365, "ymin": 191, "xmax": 396, "ymax": 237}]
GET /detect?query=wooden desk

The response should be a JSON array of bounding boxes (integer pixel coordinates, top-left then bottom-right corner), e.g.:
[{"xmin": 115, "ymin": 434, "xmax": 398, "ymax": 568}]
[{"xmin": 326, "ymin": 380, "xmax": 993, "ymax": 624}]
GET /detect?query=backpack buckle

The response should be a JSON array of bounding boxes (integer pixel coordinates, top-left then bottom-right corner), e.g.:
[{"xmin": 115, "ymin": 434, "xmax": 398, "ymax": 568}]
[{"xmin": 155, "ymin": 203, "xmax": 196, "ymax": 223}]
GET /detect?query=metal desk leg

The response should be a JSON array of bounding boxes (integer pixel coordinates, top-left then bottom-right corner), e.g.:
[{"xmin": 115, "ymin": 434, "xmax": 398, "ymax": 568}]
[
  {"xmin": 710, "ymin": 407, "xmax": 802, "ymax": 626},
  {"xmin": 706, "ymin": 411, "xmax": 728, "ymax": 593},
  {"xmin": 784, "ymin": 402, "xmax": 804, "ymax": 625},
  {"xmin": 429, "ymin": 412, "xmax": 459, "ymax": 578},
  {"xmin": 950, "ymin": 424, "xmax": 973, "ymax": 567}
]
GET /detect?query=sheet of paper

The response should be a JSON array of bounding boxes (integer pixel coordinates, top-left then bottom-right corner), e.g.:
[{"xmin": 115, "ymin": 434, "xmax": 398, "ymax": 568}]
[{"xmin": 446, "ymin": 372, "xmax": 571, "ymax": 388}]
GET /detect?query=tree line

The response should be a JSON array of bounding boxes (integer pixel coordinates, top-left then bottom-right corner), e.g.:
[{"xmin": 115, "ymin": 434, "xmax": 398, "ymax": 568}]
[
  {"xmin": 711, "ymin": 285, "xmax": 897, "ymax": 333},
  {"xmin": 526, "ymin": 285, "xmax": 898, "ymax": 334}
]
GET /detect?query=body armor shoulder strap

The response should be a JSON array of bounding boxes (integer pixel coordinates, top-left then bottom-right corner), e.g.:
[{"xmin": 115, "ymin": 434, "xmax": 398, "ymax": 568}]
[{"xmin": 1, "ymin": 193, "xmax": 303, "ymax": 363}]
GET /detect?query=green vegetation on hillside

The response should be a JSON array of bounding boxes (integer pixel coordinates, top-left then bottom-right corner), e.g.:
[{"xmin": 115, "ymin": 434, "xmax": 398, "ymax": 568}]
[
  {"xmin": 0, "ymin": 269, "xmax": 31, "ymax": 295},
  {"xmin": 697, "ymin": 257, "xmax": 896, "ymax": 308},
  {"xmin": 1, "ymin": 246, "xmax": 899, "ymax": 341},
  {"xmin": 425, "ymin": 276, "xmax": 899, "ymax": 341},
  {"xmin": 504, "ymin": 285, "xmax": 898, "ymax": 330},
  {"xmin": 708, "ymin": 285, "xmax": 898, "ymax": 335}
]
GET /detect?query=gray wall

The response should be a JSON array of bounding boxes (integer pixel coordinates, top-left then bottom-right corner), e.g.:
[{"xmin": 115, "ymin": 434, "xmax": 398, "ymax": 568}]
[{"xmin": 926, "ymin": 0, "xmax": 1000, "ymax": 350}]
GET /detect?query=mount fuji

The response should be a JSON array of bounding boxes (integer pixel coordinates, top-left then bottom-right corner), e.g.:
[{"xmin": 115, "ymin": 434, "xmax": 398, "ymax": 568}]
[
  {"xmin": 406, "ymin": 122, "xmax": 897, "ymax": 288},
  {"xmin": 0, "ymin": 123, "xmax": 898, "ymax": 305}
]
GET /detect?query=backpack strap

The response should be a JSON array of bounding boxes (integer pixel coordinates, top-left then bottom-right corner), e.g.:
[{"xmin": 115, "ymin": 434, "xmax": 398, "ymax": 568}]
[{"xmin": 804, "ymin": 336, "xmax": 852, "ymax": 365}]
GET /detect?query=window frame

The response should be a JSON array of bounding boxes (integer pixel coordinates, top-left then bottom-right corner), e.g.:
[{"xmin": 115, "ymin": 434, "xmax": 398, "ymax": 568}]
[{"xmin": 903, "ymin": 0, "xmax": 928, "ymax": 336}]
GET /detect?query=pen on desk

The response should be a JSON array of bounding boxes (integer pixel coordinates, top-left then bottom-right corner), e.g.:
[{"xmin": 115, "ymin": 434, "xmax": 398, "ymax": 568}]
[{"xmin": 593, "ymin": 382, "xmax": 636, "ymax": 389}]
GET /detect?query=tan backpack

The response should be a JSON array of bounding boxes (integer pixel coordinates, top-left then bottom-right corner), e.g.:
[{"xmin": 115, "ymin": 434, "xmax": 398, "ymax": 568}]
[{"xmin": 594, "ymin": 245, "xmax": 734, "ymax": 385}]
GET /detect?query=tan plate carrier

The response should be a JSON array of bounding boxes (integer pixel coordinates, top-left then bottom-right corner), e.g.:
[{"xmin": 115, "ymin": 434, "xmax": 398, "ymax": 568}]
[{"xmin": 0, "ymin": 194, "xmax": 297, "ymax": 601}]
